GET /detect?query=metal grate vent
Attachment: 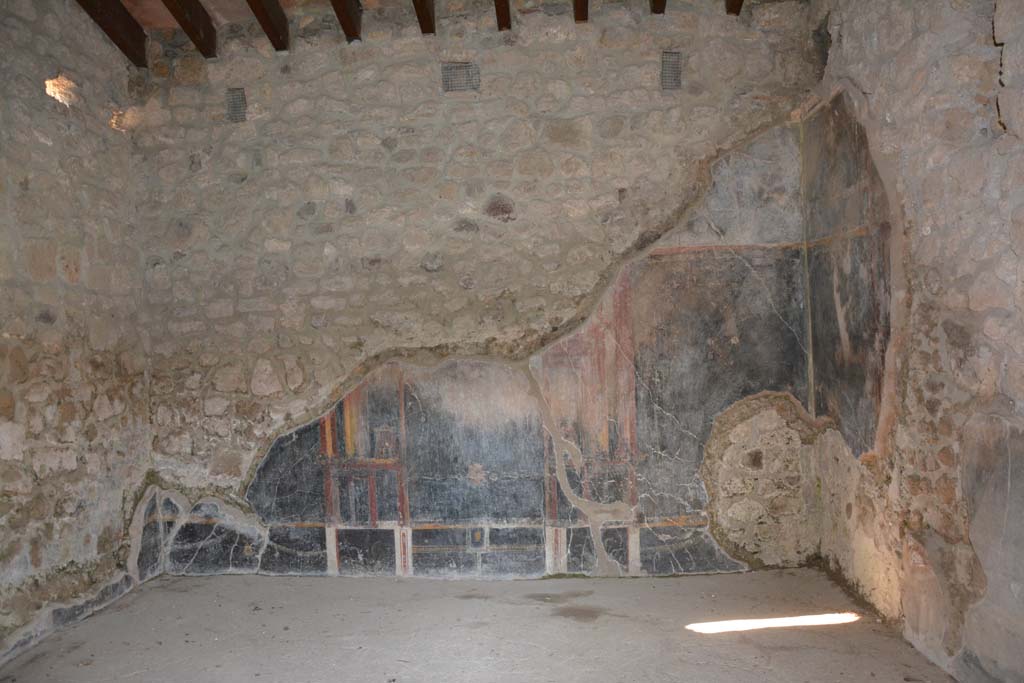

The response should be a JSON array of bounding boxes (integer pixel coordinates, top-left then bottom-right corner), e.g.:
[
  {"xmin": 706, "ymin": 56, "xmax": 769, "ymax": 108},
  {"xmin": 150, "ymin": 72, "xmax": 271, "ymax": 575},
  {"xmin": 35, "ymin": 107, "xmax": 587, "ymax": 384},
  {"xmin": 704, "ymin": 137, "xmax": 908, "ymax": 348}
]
[
  {"xmin": 660, "ymin": 51, "xmax": 683, "ymax": 90},
  {"xmin": 226, "ymin": 87, "xmax": 247, "ymax": 123},
  {"xmin": 441, "ymin": 62, "xmax": 481, "ymax": 93}
]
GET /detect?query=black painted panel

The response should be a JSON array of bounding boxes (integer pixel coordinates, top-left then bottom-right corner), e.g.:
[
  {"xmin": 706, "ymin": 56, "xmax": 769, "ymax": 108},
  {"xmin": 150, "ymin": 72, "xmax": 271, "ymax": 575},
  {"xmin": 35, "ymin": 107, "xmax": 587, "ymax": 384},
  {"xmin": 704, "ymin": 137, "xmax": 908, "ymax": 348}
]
[
  {"xmin": 338, "ymin": 474, "xmax": 371, "ymax": 525},
  {"xmin": 260, "ymin": 526, "xmax": 327, "ymax": 574},
  {"xmin": 808, "ymin": 228, "xmax": 890, "ymax": 455},
  {"xmin": 168, "ymin": 522, "xmax": 262, "ymax": 574},
  {"xmin": 245, "ymin": 422, "xmax": 325, "ymax": 524},
  {"xmin": 567, "ymin": 527, "xmax": 595, "ymax": 573},
  {"xmin": 639, "ymin": 527, "xmax": 743, "ymax": 575},
  {"xmin": 482, "ymin": 526, "xmax": 545, "ymax": 575},
  {"xmin": 489, "ymin": 527, "xmax": 544, "ymax": 547},
  {"xmin": 602, "ymin": 527, "xmax": 629, "ymax": 569},
  {"xmin": 481, "ymin": 550, "xmax": 545, "ymax": 576},
  {"xmin": 411, "ymin": 528, "xmax": 476, "ymax": 575},
  {"xmin": 337, "ymin": 529, "xmax": 395, "ymax": 576},
  {"xmin": 366, "ymin": 381, "xmax": 401, "ymax": 459}
]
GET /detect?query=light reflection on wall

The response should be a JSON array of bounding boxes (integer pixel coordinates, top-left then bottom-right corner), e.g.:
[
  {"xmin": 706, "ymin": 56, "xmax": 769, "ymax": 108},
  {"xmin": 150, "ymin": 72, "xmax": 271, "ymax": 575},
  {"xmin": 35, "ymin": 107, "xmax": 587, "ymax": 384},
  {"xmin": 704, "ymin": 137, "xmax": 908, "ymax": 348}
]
[{"xmin": 45, "ymin": 75, "xmax": 78, "ymax": 107}]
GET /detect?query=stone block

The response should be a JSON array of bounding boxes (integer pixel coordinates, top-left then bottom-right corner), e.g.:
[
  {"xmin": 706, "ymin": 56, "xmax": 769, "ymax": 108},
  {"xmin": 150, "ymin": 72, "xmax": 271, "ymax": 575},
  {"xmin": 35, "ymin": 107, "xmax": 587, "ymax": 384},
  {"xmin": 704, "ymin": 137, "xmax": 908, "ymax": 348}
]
[{"xmin": 23, "ymin": 240, "xmax": 56, "ymax": 282}]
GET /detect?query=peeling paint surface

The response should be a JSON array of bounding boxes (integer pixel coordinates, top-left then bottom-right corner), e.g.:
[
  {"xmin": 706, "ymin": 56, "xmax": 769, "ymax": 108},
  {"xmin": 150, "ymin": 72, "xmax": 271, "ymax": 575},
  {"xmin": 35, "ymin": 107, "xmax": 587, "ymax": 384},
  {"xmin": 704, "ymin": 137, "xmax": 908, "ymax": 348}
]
[
  {"xmin": 175, "ymin": 239, "xmax": 812, "ymax": 579},
  {"xmin": 803, "ymin": 95, "xmax": 892, "ymax": 457}
]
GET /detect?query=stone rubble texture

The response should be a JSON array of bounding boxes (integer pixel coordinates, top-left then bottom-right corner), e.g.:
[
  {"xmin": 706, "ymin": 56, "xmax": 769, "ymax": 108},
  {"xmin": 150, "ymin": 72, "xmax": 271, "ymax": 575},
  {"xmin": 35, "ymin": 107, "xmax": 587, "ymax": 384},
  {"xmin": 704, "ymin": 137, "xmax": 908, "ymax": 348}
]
[
  {"xmin": 1, "ymin": 0, "xmax": 1023, "ymax": 682},
  {"xmin": 809, "ymin": 0, "xmax": 1023, "ymax": 680},
  {"xmin": 0, "ymin": 0, "xmax": 150, "ymax": 655},
  {"xmin": 701, "ymin": 393, "xmax": 826, "ymax": 569}
]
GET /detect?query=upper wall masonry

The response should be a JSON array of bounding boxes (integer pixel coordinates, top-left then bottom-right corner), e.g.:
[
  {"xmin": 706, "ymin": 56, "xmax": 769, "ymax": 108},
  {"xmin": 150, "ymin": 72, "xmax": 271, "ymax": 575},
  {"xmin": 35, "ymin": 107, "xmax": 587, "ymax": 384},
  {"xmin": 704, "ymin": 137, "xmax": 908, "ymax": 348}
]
[
  {"xmin": 129, "ymin": 1, "xmax": 822, "ymax": 491},
  {"xmin": 79, "ymin": 0, "xmax": 754, "ymax": 67}
]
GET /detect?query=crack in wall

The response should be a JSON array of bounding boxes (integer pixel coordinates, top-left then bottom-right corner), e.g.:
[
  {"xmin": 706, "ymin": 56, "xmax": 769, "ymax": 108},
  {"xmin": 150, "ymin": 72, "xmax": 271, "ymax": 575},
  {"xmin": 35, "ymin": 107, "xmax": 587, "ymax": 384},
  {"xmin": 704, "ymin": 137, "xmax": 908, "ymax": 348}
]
[
  {"xmin": 993, "ymin": 0, "xmax": 1009, "ymax": 132},
  {"xmin": 230, "ymin": 109, "xmax": 807, "ymax": 500}
]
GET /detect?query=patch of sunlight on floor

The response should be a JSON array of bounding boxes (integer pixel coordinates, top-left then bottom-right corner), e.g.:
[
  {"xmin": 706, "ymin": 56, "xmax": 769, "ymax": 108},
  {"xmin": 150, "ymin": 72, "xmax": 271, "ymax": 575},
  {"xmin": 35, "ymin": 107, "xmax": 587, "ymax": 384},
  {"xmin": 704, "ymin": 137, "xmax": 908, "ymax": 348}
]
[{"xmin": 685, "ymin": 612, "xmax": 861, "ymax": 634}]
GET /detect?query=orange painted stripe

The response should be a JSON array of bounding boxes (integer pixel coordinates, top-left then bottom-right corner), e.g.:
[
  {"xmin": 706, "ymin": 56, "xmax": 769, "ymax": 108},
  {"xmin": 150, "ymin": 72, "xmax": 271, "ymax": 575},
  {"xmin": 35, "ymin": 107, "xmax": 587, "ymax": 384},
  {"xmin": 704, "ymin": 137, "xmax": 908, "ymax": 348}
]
[
  {"xmin": 321, "ymin": 412, "xmax": 340, "ymax": 458},
  {"xmin": 652, "ymin": 514, "xmax": 708, "ymax": 528}
]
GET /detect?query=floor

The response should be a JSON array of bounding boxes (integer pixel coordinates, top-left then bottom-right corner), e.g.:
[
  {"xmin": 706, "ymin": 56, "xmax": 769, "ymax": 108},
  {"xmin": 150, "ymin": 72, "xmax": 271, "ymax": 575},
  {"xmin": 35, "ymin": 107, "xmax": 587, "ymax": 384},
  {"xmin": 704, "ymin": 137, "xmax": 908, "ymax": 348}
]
[{"xmin": 1, "ymin": 569, "xmax": 951, "ymax": 683}]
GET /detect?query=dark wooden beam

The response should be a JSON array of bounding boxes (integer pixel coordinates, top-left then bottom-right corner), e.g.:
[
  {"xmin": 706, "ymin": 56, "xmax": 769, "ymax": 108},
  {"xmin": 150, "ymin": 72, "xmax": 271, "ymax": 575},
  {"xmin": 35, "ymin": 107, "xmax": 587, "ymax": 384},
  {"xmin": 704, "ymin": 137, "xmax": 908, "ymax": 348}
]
[
  {"xmin": 328, "ymin": 0, "xmax": 362, "ymax": 41},
  {"xmin": 573, "ymin": 0, "xmax": 588, "ymax": 22},
  {"xmin": 160, "ymin": 0, "xmax": 216, "ymax": 57},
  {"xmin": 725, "ymin": 0, "xmax": 743, "ymax": 15},
  {"xmin": 245, "ymin": 0, "xmax": 289, "ymax": 51},
  {"xmin": 494, "ymin": 0, "xmax": 511, "ymax": 31},
  {"xmin": 650, "ymin": 0, "xmax": 666, "ymax": 14},
  {"xmin": 412, "ymin": 0, "xmax": 435, "ymax": 35},
  {"xmin": 73, "ymin": 0, "xmax": 148, "ymax": 67}
]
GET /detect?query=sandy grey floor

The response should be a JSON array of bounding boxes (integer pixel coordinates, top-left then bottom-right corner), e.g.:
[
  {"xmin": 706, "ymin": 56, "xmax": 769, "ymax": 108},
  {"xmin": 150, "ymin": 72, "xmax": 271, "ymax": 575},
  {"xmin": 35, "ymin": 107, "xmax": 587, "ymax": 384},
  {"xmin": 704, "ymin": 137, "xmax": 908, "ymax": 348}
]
[{"xmin": 1, "ymin": 569, "xmax": 950, "ymax": 683}]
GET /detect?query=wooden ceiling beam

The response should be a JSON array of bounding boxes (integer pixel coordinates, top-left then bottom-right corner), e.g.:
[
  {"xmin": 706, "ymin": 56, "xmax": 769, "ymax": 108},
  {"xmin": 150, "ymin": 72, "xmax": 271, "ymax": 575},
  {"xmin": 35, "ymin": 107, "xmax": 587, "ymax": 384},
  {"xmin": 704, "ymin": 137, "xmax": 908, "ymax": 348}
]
[
  {"xmin": 573, "ymin": 0, "xmax": 588, "ymax": 22},
  {"xmin": 650, "ymin": 0, "xmax": 666, "ymax": 14},
  {"xmin": 73, "ymin": 0, "xmax": 148, "ymax": 67},
  {"xmin": 328, "ymin": 0, "xmax": 362, "ymax": 41},
  {"xmin": 245, "ymin": 0, "xmax": 289, "ymax": 51},
  {"xmin": 160, "ymin": 0, "xmax": 217, "ymax": 57},
  {"xmin": 412, "ymin": 0, "xmax": 435, "ymax": 35},
  {"xmin": 725, "ymin": 0, "xmax": 743, "ymax": 15},
  {"xmin": 494, "ymin": 0, "xmax": 511, "ymax": 31}
]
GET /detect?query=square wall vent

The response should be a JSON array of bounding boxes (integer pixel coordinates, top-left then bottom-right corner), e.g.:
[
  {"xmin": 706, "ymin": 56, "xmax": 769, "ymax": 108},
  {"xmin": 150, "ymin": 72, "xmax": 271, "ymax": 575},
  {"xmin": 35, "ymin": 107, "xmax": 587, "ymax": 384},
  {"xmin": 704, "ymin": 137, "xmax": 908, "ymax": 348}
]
[
  {"xmin": 661, "ymin": 51, "xmax": 683, "ymax": 90},
  {"xmin": 441, "ymin": 62, "xmax": 481, "ymax": 93},
  {"xmin": 226, "ymin": 87, "xmax": 247, "ymax": 123}
]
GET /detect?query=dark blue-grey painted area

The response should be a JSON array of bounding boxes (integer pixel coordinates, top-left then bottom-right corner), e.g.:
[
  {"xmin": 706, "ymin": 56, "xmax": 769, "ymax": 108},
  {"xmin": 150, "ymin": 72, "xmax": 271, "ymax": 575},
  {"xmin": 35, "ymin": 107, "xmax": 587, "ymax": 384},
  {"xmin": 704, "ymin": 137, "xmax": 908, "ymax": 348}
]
[
  {"xmin": 482, "ymin": 527, "xmax": 546, "ymax": 576},
  {"xmin": 404, "ymin": 365, "xmax": 545, "ymax": 525},
  {"xmin": 566, "ymin": 527, "xmax": 597, "ymax": 573},
  {"xmin": 802, "ymin": 93, "xmax": 891, "ymax": 457},
  {"xmin": 167, "ymin": 504, "xmax": 264, "ymax": 575},
  {"xmin": 411, "ymin": 528, "xmax": 476, "ymax": 575},
  {"xmin": 631, "ymin": 247, "xmax": 808, "ymax": 519},
  {"xmin": 807, "ymin": 227, "xmax": 890, "ymax": 455},
  {"xmin": 639, "ymin": 527, "xmax": 744, "ymax": 575},
  {"xmin": 260, "ymin": 526, "xmax": 327, "ymax": 575},
  {"xmin": 337, "ymin": 529, "xmax": 395, "ymax": 576},
  {"xmin": 245, "ymin": 422, "xmax": 324, "ymax": 523}
]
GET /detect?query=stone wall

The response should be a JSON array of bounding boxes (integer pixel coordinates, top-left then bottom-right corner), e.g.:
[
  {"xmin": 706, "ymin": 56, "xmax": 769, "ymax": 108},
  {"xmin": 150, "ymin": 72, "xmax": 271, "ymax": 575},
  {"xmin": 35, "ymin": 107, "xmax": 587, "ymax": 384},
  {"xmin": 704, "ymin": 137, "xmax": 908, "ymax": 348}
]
[
  {"xmin": 3, "ymin": 0, "xmax": 829, "ymax": 661},
  {"xmin": 800, "ymin": 91, "xmax": 904, "ymax": 618},
  {"xmin": 809, "ymin": 0, "xmax": 1024, "ymax": 680},
  {"xmin": 5, "ymin": 1, "xmax": 1023, "ymax": 681},
  {"xmin": 124, "ymin": 90, "xmax": 896, "ymax": 588},
  {"xmin": 127, "ymin": 0, "xmax": 821, "ymax": 496},
  {"xmin": 0, "ymin": 0, "xmax": 150, "ymax": 657},
  {"xmin": 127, "ymin": 117, "xmax": 815, "ymax": 582}
]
